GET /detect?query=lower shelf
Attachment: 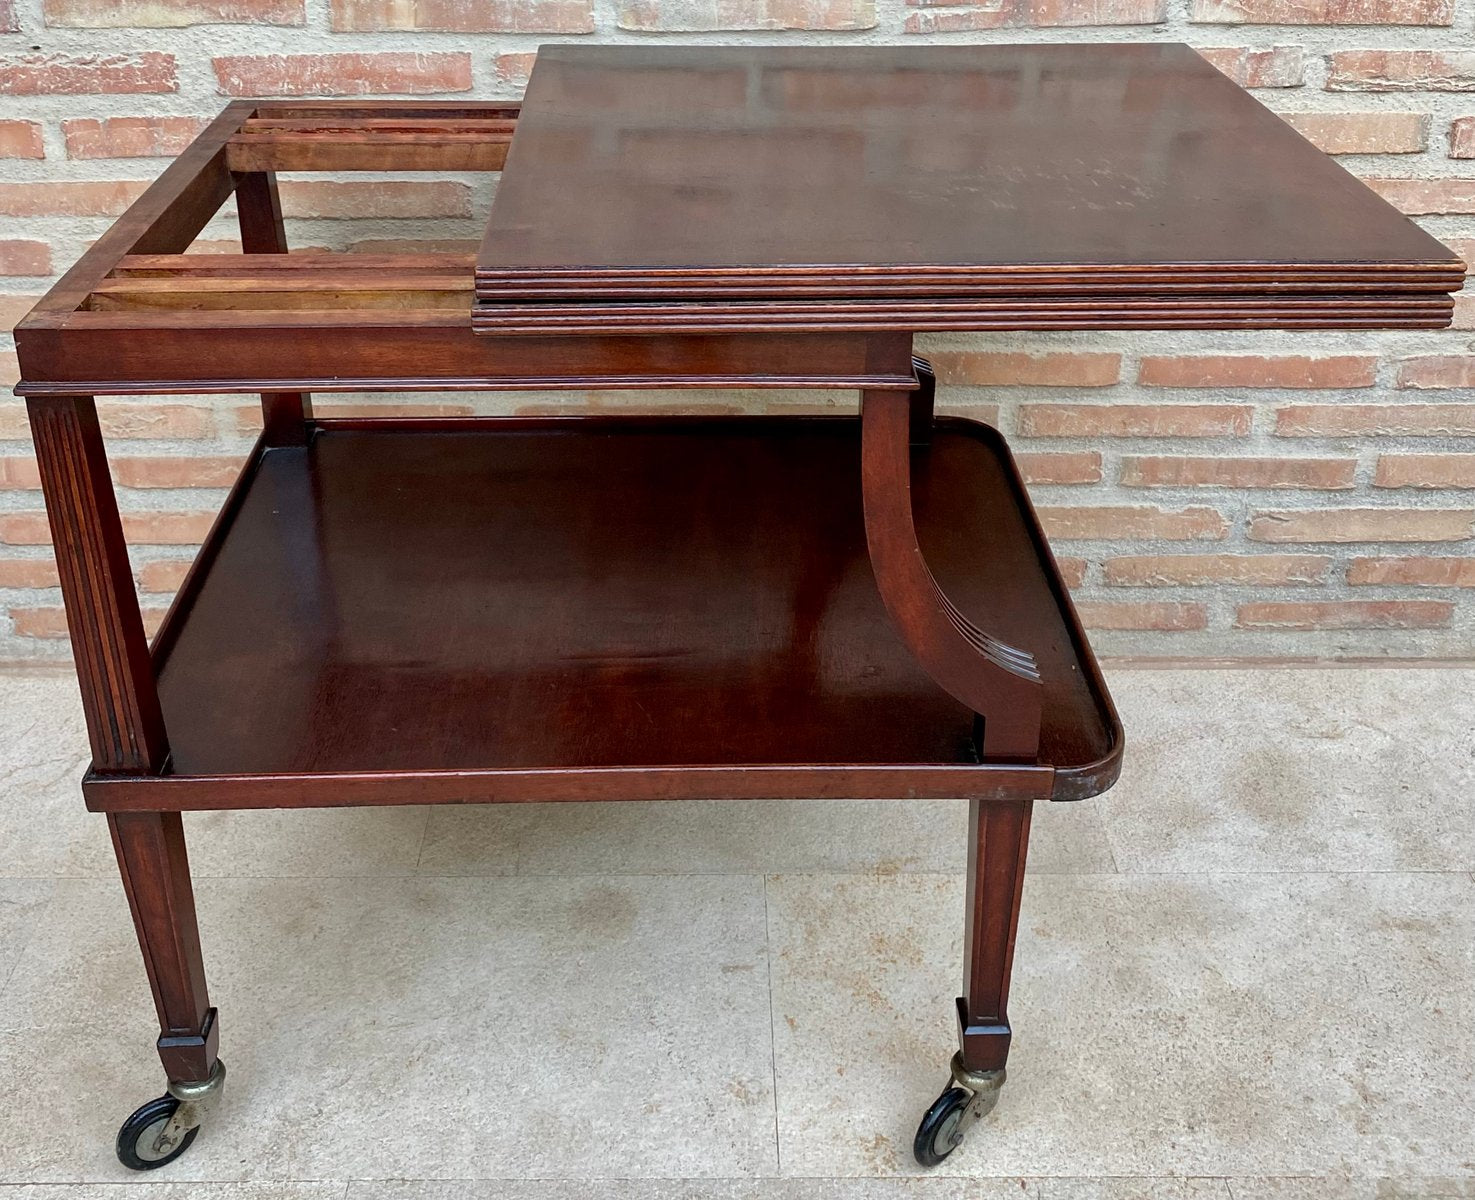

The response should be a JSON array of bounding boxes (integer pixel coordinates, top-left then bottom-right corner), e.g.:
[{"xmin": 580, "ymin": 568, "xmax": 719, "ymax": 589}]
[{"xmin": 142, "ymin": 416, "xmax": 1119, "ymax": 803}]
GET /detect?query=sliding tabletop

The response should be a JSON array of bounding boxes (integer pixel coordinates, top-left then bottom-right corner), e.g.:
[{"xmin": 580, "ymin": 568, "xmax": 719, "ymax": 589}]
[{"xmin": 473, "ymin": 43, "xmax": 1464, "ymax": 335}]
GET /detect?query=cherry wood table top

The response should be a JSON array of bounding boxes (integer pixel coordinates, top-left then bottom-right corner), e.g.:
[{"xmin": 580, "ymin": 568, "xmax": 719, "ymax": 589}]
[{"xmin": 475, "ymin": 42, "xmax": 1462, "ymax": 319}]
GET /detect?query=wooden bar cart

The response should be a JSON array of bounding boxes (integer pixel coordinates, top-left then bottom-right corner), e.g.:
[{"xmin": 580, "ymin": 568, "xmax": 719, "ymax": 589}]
[{"xmin": 12, "ymin": 43, "xmax": 1462, "ymax": 1171}]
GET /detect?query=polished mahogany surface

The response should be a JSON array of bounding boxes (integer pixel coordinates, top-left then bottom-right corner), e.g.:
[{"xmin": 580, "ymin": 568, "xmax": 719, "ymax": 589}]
[
  {"xmin": 153, "ymin": 419, "xmax": 1116, "ymax": 795},
  {"xmin": 476, "ymin": 43, "xmax": 1462, "ymax": 300}
]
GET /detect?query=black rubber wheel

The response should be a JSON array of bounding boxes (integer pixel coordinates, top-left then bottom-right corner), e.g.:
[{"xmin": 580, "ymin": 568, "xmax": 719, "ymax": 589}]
[
  {"xmin": 913, "ymin": 1086, "xmax": 971, "ymax": 1168},
  {"xmin": 116, "ymin": 1094, "xmax": 198, "ymax": 1171}
]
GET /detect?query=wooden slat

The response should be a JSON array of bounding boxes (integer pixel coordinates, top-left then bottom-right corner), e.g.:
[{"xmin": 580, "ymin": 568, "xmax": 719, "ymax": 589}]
[
  {"xmin": 112, "ymin": 252, "xmax": 475, "ymax": 276},
  {"xmin": 242, "ymin": 117, "xmax": 517, "ymax": 134},
  {"xmin": 226, "ymin": 109, "xmax": 517, "ymax": 172},
  {"xmin": 90, "ymin": 274, "xmax": 470, "ymax": 312},
  {"xmin": 251, "ymin": 102, "xmax": 520, "ymax": 120},
  {"xmin": 227, "ymin": 132, "xmax": 511, "ymax": 173}
]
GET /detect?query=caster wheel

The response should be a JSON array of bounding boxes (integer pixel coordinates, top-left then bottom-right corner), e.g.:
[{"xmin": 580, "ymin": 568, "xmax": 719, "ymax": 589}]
[
  {"xmin": 116, "ymin": 1094, "xmax": 198, "ymax": 1171},
  {"xmin": 913, "ymin": 1086, "xmax": 971, "ymax": 1168}
]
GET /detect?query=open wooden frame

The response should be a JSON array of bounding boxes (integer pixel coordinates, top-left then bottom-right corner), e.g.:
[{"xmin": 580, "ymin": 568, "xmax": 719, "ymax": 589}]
[
  {"xmin": 13, "ymin": 100, "xmax": 1110, "ymax": 815},
  {"xmin": 9, "ymin": 96, "xmax": 1111, "ymax": 1127}
]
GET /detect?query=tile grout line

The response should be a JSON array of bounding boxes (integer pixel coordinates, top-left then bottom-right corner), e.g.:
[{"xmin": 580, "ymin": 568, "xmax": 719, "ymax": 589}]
[
  {"xmin": 762, "ymin": 872, "xmax": 783, "ymax": 1177},
  {"xmin": 410, "ymin": 808, "xmax": 432, "ymax": 874},
  {"xmin": 0, "ymin": 880, "xmax": 54, "ymax": 1006}
]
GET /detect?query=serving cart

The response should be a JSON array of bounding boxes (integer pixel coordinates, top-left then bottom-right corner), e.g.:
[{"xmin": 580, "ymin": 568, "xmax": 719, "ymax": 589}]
[{"xmin": 12, "ymin": 43, "xmax": 1462, "ymax": 1171}]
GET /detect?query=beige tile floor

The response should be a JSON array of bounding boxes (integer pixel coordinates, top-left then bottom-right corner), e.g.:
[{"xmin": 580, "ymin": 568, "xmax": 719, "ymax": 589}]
[{"xmin": 0, "ymin": 666, "xmax": 1471, "ymax": 1200}]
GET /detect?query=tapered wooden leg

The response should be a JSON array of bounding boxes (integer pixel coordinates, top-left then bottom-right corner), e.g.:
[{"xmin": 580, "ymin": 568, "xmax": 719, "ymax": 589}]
[
  {"xmin": 28, "ymin": 396, "xmax": 168, "ymax": 770},
  {"xmin": 957, "ymin": 796, "xmax": 1032, "ymax": 1072},
  {"xmin": 109, "ymin": 811, "xmax": 218, "ymax": 1084},
  {"xmin": 234, "ymin": 169, "xmax": 312, "ymax": 446}
]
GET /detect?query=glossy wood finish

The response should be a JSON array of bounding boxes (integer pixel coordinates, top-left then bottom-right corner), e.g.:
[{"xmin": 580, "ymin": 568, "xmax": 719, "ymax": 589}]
[
  {"xmin": 226, "ymin": 106, "xmax": 519, "ymax": 174},
  {"xmin": 959, "ymin": 797, "xmax": 1032, "ymax": 1071},
  {"xmin": 123, "ymin": 418, "xmax": 1116, "ymax": 802},
  {"xmin": 232, "ymin": 169, "xmax": 313, "ymax": 447},
  {"xmin": 26, "ymin": 396, "xmax": 167, "ymax": 772},
  {"xmin": 862, "ymin": 392, "xmax": 1042, "ymax": 761},
  {"xmin": 475, "ymin": 44, "xmax": 1463, "ymax": 323},
  {"xmin": 110, "ymin": 811, "xmax": 217, "ymax": 1084},
  {"xmin": 13, "ymin": 62, "xmax": 1461, "ymax": 1112}
]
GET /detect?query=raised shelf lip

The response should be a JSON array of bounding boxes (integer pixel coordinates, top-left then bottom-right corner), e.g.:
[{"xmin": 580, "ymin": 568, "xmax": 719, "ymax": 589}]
[
  {"xmin": 82, "ymin": 762, "xmax": 1060, "ymax": 812},
  {"xmin": 124, "ymin": 415, "xmax": 1123, "ymax": 807}
]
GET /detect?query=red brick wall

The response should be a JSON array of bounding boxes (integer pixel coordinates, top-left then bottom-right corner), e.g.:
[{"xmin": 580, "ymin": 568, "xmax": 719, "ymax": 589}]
[{"xmin": 2, "ymin": 0, "xmax": 1474, "ymax": 660}]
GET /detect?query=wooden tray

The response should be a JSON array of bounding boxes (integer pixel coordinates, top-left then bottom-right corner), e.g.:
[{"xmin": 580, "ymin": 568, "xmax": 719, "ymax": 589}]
[{"xmin": 86, "ymin": 415, "xmax": 1120, "ymax": 811}]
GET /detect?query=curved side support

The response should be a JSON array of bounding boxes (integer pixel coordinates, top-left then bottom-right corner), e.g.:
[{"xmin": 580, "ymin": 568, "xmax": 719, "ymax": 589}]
[{"xmin": 861, "ymin": 387, "xmax": 1043, "ymax": 761}]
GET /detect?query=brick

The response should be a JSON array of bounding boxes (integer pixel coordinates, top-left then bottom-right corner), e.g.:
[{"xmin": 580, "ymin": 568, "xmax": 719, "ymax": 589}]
[
  {"xmin": 939, "ymin": 402, "xmax": 1000, "ymax": 426},
  {"xmin": 495, "ymin": 53, "xmax": 538, "ymax": 85},
  {"xmin": 11, "ymin": 602, "xmax": 172, "ymax": 639},
  {"xmin": 903, "ymin": 0, "xmax": 1164, "ymax": 32},
  {"xmin": 1120, "ymin": 456, "xmax": 1356, "ymax": 489},
  {"xmin": 1452, "ymin": 295, "xmax": 1475, "ymax": 329},
  {"xmin": 1282, "ymin": 111, "xmax": 1427, "ymax": 154},
  {"xmin": 334, "ymin": 0, "xmax": 592, "ymax": 30},
  {"xmin": 1275, "ymin": 404, "xmax": 1475, "ymax": 437},
  {"xmin": 214, "ymin": 53, "xmax": 471, "ymax": 97},
  {"xmin": 626, "ymin": 0, "xmax": 876, "ymax": 29},
  {"xmin": 0, "ymin": 511, "xmax": 213, "ymax": 547},
  {"xmin": 0, "ymin": 52, "xmax": 177, "ymax": 95},
  {"xmin": 1039, "ymin": 505, "xmax": 1228, "ymax": 541},
  {"xmin": 1018, "ymin": 404, "xmax": 1252, "ymax": 438},
  {"xmin": 63, "ymin": 116, "xmax": 207, "ymax": 159},
  {"xmin": 10, "ymin": 607, "xmax": 70, "ymax": 638},
  {"xmin": 1397, "ymin": 356, "xmax": 1475, "ymax": 389},
  {"xmin": 0, "ymin": 559, "xmax": 60, "ymax": 588},
  {"xmin": 0, "ymin": 180, "xmax": 148, "ymax": 217},
  {"xmin": 1192, "ymin": 0, "xmax": 1450, "ymax": 22},
  {"xmin": 277, "ymin": 181, "xmax": 472, "ymax": 220},
  {"xmin": 0, "ymin": 514, "xmax": 52, "ymax": 545},
  {"xmin": 1138, "ymin": 354, "xmax": 1376, "ymax": 389},
  {"xmin": 1235, "ymin": 600, "xmax": 1453, "ymax": 630},
  {"xmin": 137, "ymin": 559, "xmax": 191, "ymax": 593},
  {"xmin": 43, "ymin": 0, "xmax": 303, "ymax": 24},
  {"xmin": 1074, "ymin": 601, "xmax": 1209, "ymax": 631},
  {"xmin": 1451, "ymin": 118, "xmax": 1475, "ymax": 158},
  {"xmin": 1, "ymin": 0, "xmax": 14, "ymax": 30},
  {"xmin": 0, "ymin": 120, "xmax": 43, "ymax": 158},
  {"xmin": 930, "ymin": 351, "xmax": 1120, "ymax": 388},
  {"xmin": 1, "ymin": 293, "xmax": 41, "ymax": 328},
  {"xmin": 0, "ymin": 457, "xmax": 41, "ymax": 489},
  {"xmin": 101, "ymin": 404, "xmax": 214, "ymax": 440},
  {"xmin": 1016, "ymin": 452, "xmax": 1103, "ymax": 485},
  {"xmin": 1248, "ymin": 508, "xmax": 1475, "ymax": 542},
  {"xmin": 122, "ymin": 513, "xmax": 215, "ymax": 544},
  {"xmin": 1328, "ymin": 50, "xmax": 1475, "ymax": 92},
  {"xmin": 1197, "ymin": 46, "xmax": 1306, "ymax": 88},
  {"xmin": 1368, "ymin": 179, "xmax": 1475, "ymax": 215},
  {"xmin": 1375, "ymin": 454, "xmax": 1475, "ymax": 489},
  {"xmin": 1447, "ymin": 238, "xmax": 1475, "ymax": 270},
  {"xmin": 1348, "ymin": 556, "xmax": 1475, "ymax": 586},
  {"xmin": 1055, "ymin": 557, "xmax": 1088, "ymax": 588},
  {"xmin": 112, "ymin": 457, "xmax": 243, "ymax": 489},
  {"xmin": 1104, "ymin": 553, "xmax": 1331, "ymax": 586},
  {"xmin": 0, "ymin": 240, "xmax": 52, "ymax": 274},
  {"xmin": 0, "ymin": 351, "xmax": 17, "ymax": 388}
]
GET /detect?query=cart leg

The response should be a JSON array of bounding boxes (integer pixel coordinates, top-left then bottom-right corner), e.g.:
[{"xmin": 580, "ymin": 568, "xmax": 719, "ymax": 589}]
[
  {"xmin": 914, "ymin": 796, "xmax": 1032, "ymax": 1167},
  {"xmin": 234, "ymin": 168, "xmax": 312, "ymax": 446},
  {"xmin": 110, "ymin": 811, "xmax": 225, "ymax": 1170}
]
